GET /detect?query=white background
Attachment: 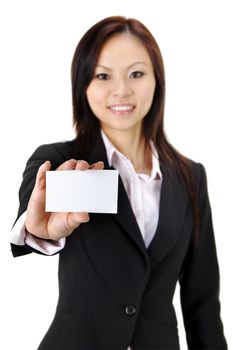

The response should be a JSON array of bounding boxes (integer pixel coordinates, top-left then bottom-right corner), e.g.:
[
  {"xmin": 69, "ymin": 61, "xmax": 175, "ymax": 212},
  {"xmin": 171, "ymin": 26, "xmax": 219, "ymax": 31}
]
[{"xmin": 0, "ymin": 0, "xmax": 232, "ymax": 349}]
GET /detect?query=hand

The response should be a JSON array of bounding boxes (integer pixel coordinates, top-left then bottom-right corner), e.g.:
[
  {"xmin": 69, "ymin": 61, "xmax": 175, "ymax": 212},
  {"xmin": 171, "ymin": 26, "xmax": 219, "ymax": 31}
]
[{"xmin": 25, "ymin": 159, "xmax": 104, "ymax": 240}]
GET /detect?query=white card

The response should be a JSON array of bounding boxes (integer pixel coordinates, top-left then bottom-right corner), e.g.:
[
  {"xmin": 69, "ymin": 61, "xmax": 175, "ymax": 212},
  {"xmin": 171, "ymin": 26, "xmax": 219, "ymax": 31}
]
[{"xmin": 46, "ymin": 170, "xmax": 119, "ymax": 213}]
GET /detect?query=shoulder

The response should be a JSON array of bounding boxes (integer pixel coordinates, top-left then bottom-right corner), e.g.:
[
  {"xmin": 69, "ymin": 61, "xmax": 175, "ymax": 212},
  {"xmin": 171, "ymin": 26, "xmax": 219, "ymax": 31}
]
[
  {"xmin": 189, "ymin": 159, "xmax": 206, "ymax": 178},
  {"xmin": 27, "ymin": 140, "xmax": 77, "ymax": 168},
  {"xmin": 30, "ymin": 139, "xmax": 76, "ymax": 159},
  {"xmin": 187, "ymin": 158, "xmax": 208, "ymax": 195}
]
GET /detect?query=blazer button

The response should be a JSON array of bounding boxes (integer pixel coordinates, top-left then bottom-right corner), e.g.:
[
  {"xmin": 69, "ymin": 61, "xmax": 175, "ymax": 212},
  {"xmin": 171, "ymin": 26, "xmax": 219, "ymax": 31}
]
[{"xmin": 125, "ymin": 305, "xmax": 136, "ymax": 316}]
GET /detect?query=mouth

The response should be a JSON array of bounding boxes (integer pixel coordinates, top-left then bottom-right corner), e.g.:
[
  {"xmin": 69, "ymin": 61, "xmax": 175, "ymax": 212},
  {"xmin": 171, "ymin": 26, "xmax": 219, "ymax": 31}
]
[{"xmin": 108, "ymin": 104, "xmax": 135, "ymax": 114}]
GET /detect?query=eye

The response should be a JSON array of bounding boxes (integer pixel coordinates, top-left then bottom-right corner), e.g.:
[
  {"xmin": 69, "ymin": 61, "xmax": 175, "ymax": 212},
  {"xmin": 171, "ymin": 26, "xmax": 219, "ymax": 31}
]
[
  {"xmin": 95, "ymin": 73, "xmax": 110, "ymax": 80},
  {"xmin": 129, "ymin": 71, "xmax": 144, "ymax": 79}
]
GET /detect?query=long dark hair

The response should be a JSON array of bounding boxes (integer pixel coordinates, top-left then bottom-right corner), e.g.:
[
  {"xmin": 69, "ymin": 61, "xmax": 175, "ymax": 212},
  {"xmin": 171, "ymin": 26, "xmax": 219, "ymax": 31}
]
[{"xmin": 71, "ymin": 16, "xmax": 200, "ymax": 240}]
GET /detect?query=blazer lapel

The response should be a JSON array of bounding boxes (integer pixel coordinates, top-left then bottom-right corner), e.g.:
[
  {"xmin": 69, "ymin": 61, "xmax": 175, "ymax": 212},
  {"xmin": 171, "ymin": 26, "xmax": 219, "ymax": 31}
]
[
  {"xmin": 110, "ymin": 176, "xmax": 150, "ymax": 266},
  {"xmin": 148, "ymin": 163, "xmax": 189, "ymax": 267},
  {"xmin": 85, "ymin": 135, "xmax": 188, "ymax": 269},
  {"xmin": 87, "ymin": 135, "xmax": 150, "ymax": 267}
]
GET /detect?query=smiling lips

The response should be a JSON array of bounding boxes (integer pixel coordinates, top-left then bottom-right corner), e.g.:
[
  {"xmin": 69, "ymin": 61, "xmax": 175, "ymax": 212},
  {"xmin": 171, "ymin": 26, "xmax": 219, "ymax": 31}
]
[{"xmin": 108, "ymin": 104, "xmax": 135, "ymax": 114}]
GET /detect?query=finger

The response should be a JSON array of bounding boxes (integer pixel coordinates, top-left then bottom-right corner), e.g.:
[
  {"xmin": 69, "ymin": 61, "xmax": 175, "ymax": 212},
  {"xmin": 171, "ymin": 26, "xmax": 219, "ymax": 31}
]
[
  {"xmin": 56, "ymin": 159, "xmax": 77, "ymax": 171},
  {"xmin": 88, "ymin": 161, "xmax": 104, "ymax": 170},
  {"xmin": 35, "ymin": 161, "xmax": 51, "ymax": 190},
  {"xmin": 67, "ymin": 212, "xmax": 90, "ymax": 231},
  {"xmin": 75, "ymin": 160, "xmax": 90, "ymax": 171}
]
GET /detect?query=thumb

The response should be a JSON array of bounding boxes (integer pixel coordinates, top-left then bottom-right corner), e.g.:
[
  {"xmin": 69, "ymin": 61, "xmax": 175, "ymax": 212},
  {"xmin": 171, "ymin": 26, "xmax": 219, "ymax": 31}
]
[{"xmin": 66, "ymin": 212, "xmax": 90, "ymax": 232}]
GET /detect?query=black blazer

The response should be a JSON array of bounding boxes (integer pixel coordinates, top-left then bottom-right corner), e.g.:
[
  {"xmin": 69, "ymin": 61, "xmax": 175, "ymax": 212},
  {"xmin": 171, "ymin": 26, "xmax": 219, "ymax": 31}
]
[{"xmin": 11, "ymin": 136, "xmax": 227, "ymax": 350}]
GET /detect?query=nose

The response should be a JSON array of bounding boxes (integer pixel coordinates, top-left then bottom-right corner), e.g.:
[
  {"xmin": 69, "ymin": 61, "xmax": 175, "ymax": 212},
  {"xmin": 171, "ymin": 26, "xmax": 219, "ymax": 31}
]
[{"xmin": 112, "ymin": 77, "xmax": 133, "ymax": 98}]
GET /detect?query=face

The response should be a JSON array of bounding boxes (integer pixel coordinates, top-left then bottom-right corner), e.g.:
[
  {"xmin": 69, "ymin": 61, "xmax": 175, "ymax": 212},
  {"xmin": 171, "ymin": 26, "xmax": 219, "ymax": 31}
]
[{"xmin": 86, "ymin": 33, "xmax": 156, "ymax": 137}]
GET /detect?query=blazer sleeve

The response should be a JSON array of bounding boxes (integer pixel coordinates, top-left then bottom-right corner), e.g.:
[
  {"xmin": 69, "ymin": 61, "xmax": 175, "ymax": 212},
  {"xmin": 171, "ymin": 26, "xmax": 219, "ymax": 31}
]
[
  {"xmin": 179, "ymin": 163, "xmax": 227, "ymax": 349},
  {"xmin": 11, "ymin": 144, "xmax": 63, "ymax": 257}
]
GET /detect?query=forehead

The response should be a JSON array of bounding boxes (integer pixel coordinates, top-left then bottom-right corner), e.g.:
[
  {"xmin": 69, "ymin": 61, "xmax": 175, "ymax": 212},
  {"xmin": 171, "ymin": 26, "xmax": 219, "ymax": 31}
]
[{"xmin": 96, "ymin": 33, "xmax": 152, "ymax": 66}]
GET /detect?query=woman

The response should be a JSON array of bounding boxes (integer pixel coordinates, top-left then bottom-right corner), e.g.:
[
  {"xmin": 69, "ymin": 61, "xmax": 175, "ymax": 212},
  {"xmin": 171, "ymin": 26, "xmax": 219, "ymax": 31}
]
[{"xmin": 11, "ymin": 16, "xmax": 227, "ymax": 350}]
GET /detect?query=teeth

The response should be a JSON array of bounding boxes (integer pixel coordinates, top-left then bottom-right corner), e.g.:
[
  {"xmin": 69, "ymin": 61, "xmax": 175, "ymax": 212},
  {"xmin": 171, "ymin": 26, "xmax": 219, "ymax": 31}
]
[{"xmin": 110, "ymin": 105, "xmax": 133, "ymax": 111}]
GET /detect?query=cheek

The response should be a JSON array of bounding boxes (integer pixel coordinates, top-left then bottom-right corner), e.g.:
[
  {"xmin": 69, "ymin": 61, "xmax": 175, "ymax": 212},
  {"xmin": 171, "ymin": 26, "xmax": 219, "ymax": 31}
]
[
  {"xmin": 139, "ymin": 83, "xmax": 155, "ymax": 108},
  {"xmin": 86, "ymin": 83, "xmax": 106, "ymax": 108}
]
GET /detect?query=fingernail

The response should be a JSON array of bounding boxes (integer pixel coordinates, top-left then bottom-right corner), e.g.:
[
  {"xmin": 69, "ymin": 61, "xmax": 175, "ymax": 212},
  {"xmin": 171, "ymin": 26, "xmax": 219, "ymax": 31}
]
[{"xmin": 40, "ymin": 161, "xmax": 48, "ymax": 168}]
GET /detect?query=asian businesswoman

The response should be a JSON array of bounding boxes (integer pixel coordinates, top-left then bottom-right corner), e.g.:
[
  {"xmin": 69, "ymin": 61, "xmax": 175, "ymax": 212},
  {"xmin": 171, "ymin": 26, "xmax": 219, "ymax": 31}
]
[{"xmin": 11, "ymin": 16, "xmax": 227, "ymax": 350}]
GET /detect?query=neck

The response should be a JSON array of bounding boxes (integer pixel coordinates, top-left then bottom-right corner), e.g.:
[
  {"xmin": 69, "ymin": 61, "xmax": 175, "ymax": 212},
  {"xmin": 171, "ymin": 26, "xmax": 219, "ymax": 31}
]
[{"xmin": 102, "ymin": 127, "xmax": 152, "ymax": 174}]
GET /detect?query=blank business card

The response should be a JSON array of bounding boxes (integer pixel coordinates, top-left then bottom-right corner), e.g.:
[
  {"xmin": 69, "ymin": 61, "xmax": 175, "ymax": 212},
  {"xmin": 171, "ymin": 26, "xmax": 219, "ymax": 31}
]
[{"xmin": 46, "ymin": 170, "xmax": 119, "ymax": 213}]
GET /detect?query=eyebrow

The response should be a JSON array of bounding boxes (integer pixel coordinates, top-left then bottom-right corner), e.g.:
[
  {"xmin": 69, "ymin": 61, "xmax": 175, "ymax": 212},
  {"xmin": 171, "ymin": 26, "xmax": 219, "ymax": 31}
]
[{"xmin": 95, "ymin": 61, "xmax": 148, "ymax": 70}]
